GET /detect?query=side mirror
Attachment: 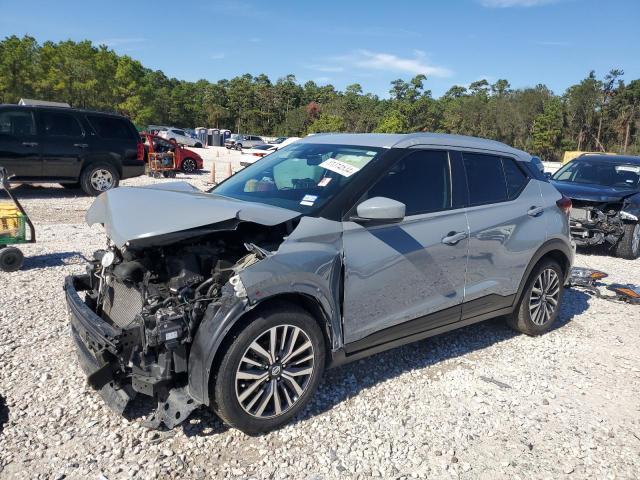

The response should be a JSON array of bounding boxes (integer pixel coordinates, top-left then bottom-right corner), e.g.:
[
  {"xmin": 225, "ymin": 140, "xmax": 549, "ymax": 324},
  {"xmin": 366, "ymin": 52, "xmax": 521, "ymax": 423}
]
[
  {"xmin": 544, "ymin": 172, "xmax": 552, "ymax": 179},
  {"xmin": 352, "ymin": 197, "xmax": 405, "ymax": 224}
]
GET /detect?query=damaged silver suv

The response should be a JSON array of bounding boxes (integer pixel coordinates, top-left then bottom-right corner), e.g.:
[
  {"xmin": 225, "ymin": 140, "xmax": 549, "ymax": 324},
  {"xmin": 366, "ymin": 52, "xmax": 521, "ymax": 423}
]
[{"xmin": 65, "ymin": 133, "xmax": 574, "ymax": 434}]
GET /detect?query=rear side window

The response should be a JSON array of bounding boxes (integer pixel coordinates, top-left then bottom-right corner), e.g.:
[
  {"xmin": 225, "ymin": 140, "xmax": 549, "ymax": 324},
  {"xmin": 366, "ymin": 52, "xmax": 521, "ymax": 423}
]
[
  {"xmin": 0, "ymin": 109, "xmax": 36, "ymax": 136},
  {"xmin": 87, "ymin": 115, "xmax": 136, "ymax": 140},
  {"xmin": 463, "ymin": 153, "xmax": 507, "ymax": 205},
  {"xmin": 502, "ymin": 158, "xmax": 528, "ymax": 199},
  {"xmin": 41, "ymin": 111, "xmax": 83, "ymax": 137},
  {"xmin": 367, "ymin": 150, "xmax": 451, "ymax": 216}
]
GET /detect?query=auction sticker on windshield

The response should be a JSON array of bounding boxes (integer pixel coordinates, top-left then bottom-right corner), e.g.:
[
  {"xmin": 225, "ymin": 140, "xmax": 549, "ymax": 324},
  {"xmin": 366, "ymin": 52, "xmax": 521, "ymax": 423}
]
[{"xmin": 319, "ymin": 151, "xmax": 376, "ymax": 178}]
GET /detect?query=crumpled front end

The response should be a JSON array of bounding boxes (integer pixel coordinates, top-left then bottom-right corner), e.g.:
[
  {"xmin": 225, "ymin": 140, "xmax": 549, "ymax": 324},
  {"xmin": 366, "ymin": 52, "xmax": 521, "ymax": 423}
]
[
  {"xmin": 65, "ymin": 221, "xmax": 285, "ymax": 428},
  {"xmin": 569, "ymin": 200, "xmax": 627, "ymax": 246}
]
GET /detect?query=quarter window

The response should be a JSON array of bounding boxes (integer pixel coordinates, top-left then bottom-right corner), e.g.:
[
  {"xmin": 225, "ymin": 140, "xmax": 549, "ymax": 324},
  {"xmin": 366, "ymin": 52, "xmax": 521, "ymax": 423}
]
[
  {"xmin": 366, "ymin": 150, "xmax": 451, "ymax": 216},
  {"xmin": 463, "ymin": 153, "xmax": 508, "ymax": 205},
  {"xmin": 502, "ymin": 157, "xmax": 528, "ymax": 199},
  {"xmin": 41, "ymin": 111, "xmax": 83, "ymax": 137},
  {"xmin": 87, "ymin": 116, "xmax": 135, "ymax": 140}
]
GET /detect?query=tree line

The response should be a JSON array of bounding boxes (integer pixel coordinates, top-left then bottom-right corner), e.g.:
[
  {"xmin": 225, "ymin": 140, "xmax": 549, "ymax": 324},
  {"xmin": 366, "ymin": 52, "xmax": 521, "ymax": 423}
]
[{"xmin": 1, "ymin": 35, "xmax": 639, "ymax": 161}]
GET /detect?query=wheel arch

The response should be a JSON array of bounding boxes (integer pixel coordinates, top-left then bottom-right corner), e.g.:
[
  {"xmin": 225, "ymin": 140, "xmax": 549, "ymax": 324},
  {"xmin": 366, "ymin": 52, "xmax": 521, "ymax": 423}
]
[
  {"xmin": 189, "ymin": 291, "xmax": 334, "ymax": 407},
  {"xmin": 514, "ymin": 238, "xmax": 573, "ymax": 308}
]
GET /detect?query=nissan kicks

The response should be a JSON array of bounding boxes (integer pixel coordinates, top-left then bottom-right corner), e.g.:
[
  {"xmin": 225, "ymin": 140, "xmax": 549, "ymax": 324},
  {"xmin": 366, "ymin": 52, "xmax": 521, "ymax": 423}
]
[{"xmin": 65, "ymin": 133, "xmax": 573, "ymax": 434}]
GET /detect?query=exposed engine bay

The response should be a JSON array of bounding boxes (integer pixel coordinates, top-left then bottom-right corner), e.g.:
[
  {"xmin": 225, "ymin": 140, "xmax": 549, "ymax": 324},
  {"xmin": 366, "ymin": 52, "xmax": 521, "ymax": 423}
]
[
  {"xmin": 569, "ymin": 199, "xmax": 636, "ymax": 246},
  {"xmin": 76, "ymin": 221, "xmax": 294, "ymax": 428}
]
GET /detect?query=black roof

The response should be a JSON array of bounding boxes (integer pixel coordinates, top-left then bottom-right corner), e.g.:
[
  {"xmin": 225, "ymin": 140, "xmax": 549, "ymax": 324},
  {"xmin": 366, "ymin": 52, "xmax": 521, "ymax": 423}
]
[
  {"xmin": 0, "ymin": 103, "xmax": 127, "ymax": 118},
  {"xmin": 575, "ymin": 154, "xmax": 640, "ymax": 165}
]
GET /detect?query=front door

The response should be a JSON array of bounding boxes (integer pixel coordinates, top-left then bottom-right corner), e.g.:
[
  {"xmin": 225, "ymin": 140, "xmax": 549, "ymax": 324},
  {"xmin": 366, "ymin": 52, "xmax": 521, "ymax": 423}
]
[
  {"xmin": 342, "ymin": 149, "xmax": 469, "ymax": 349},
  {"xmin": 0, "ymin": 108, "xmax": 41, "ymax": 179},
  {"xmin": 37, "ymin": 110, "xmax": 87, "ymax": 179}
]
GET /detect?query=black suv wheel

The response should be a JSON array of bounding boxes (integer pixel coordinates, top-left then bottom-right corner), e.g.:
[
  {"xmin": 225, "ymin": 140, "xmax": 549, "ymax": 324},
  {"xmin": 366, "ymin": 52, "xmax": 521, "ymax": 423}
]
[
  {"xmin": 80, "ymin": 163, "xmax": 120, "ymax": 196},
  {"xmin": 212, "ymin": 303, "xmax": 325, "ymax": 435}
]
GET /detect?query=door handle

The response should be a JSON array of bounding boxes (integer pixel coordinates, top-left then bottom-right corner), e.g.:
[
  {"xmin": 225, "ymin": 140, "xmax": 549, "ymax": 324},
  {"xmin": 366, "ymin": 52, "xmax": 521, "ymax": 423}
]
[
  {"xmin": 527, "ymin": 206, "xmax": 544, "ymax": 217},
  {"xmin": 22, "ymin": 142, "xmax": 38, "ymax": 147},
  {"xmin": 442, "ymin": 231, "xmax": 468, "ymax": 245},
  {"xmin": 73, "ymin": 143, "xmax": 89, "ymax": 148}
]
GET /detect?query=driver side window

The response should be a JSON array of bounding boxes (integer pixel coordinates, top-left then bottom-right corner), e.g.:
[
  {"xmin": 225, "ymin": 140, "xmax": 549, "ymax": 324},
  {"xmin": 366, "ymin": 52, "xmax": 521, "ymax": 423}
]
[
  {"xmin": 0, "ymin": 109, "xmax": 36, "ymax": 137},
  {"xmin": 365, "ymin": 150, "xmax": 451, "ymax": 216}
]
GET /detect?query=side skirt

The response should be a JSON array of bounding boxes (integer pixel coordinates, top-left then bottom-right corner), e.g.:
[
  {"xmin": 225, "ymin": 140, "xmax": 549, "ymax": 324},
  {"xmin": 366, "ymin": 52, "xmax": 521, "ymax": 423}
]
[{"xmin": 329, "ymin": 296, "xmax": 514, "ymax": 369}]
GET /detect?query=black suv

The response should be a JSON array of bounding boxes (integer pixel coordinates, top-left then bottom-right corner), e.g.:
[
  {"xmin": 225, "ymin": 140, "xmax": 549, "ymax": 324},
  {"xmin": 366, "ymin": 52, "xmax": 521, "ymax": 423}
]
[{"xmin": 0, "ymin": 105, "xmax": 144, "ymax": 195}]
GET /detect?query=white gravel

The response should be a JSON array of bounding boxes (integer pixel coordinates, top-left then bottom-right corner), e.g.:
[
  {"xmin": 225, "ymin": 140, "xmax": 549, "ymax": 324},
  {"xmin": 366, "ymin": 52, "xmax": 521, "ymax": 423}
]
[{"xmin": 1, "ymin": 154, "xmax": 639, "ymax": 479}]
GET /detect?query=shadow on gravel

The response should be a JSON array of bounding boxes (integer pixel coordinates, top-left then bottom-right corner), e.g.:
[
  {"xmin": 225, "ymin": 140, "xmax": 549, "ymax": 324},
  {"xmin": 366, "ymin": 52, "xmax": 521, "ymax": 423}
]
[
  {"xmin": 575, "ymin": 245, "xmax": 619, "ymax": 259},
  {"xmin": 9, "ymin": 184, "xmax": 88, "ymax": 199},
  {"xmin": 21, "ymin": 251, "xmax": 88, "ymax": 270},
  {"xmin": 124, "ymin": 391, "xmax": 228, "ymax": 438},
  {"xmin": 0, "ymin": 394, "xmax": 8, "ymax": 434}
]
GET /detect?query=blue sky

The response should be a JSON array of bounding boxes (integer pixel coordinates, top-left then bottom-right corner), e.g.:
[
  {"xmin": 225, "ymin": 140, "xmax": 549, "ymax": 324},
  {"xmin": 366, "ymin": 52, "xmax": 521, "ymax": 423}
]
[{"xmin": 1, "ymin": 0, "xmax": 638, "ymax": 98}]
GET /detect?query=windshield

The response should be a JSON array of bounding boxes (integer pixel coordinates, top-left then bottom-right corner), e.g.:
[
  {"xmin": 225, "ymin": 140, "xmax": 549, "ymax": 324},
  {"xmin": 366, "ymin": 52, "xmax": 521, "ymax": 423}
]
[
  {"xmin": 552, "ymin": 160, "xmax": 640, "ymax": 188},
  {"xmin": 212, "ymin": 143, "xmax": 383, "ymax": 213}
]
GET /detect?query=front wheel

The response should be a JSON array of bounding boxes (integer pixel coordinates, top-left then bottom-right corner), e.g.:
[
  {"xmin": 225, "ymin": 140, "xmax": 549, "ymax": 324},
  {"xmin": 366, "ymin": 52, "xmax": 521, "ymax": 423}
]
[
  {"xmin": 614, "ymin": 223, "xmax": 640, "ymax": 260},
  {"xmin": 212, "ymin": 303, "xmax": 325, "ymax": 435},
  {"xmin": 194, "ymin": 142, "xmax": 202, "ymax": 148},
  {"xmin": 181, "ymin": 157, "xmax": 198, "ymax": 173},
  {"xmin": 80, "ymin": 163, "xmax": 120, "ymax": 196},
  {"xmin": 507, "ymin": 258, "xmax": 564, "ymax": 336},
  {"xmin": 235, "ymin": 143, "xmax": 243, "ymax": 151}
]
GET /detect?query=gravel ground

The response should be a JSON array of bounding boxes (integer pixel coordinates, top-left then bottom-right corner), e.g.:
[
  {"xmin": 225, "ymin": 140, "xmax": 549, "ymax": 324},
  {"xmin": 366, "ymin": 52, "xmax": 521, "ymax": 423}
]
[{"xmin": 1, "ymin": 154, "xmax": 639, "ymax": 479}]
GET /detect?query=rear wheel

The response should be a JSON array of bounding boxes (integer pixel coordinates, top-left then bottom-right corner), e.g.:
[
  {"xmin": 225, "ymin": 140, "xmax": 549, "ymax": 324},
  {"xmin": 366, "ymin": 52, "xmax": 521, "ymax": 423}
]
[
  {"xmin": 507, "ymin": 258, "xmax": 564, "ymax": 336},
  {"xmin": 0, "ymin": 247, "xmax": 24, "ymax": 272},
  {"xmin": 235, "ymin": 143, "xmax": 243, "ymax": 151},
  {"xmin": 181, "ymin": 158, "xmax": 198, "ymax": 173},
  {"xmin": 212, "ymin": 303, "xmax": 325, "ymax": 435},
  {"xmin": 614, "ymin": 223, "xmax": 640, "ymax": 260},
  {"xmin": 194, "ymin": 142, "xmax": 202, "ymax": 148},
  {"xmin": 80, "ymin": 163, "xmax": 120, "ymax": 196}
]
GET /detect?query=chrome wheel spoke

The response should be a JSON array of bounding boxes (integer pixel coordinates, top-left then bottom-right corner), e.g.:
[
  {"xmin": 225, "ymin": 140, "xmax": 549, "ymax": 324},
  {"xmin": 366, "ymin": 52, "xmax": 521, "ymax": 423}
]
[
  {"xmin": 272, "ymin": 380, "xmax": 282, "ymax": 415},
  {"xmin": 249, "ymin": 341, "xmax": 272, "ymax": 364},
  {"xmin": 283, "ymin": 366, "xmax": 313, "ymax": 377},
  {"xmin": 529, "ymin": 268, "xmax": 560, "ymax": 326},
  {"xmin": 283, "ymin": 340, "xmax": 312, "ymax": 364},
  {"xmin": 237, "ymin": 369, "xmax": 268, "ymax": 381},
  {"xmin": 282, "ymin": 373, "xmax": 304, "ymax": 397}
]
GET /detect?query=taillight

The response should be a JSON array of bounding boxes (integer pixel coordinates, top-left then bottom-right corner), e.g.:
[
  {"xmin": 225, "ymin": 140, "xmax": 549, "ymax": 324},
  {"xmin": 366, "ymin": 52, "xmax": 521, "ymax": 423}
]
[
  {"xmin": 137, "ymin": 142, "xmax": 144, "ymax": 161},
  {"xmin": 556, "ymin": 196, "xmax": 572, "ymax": 215}
]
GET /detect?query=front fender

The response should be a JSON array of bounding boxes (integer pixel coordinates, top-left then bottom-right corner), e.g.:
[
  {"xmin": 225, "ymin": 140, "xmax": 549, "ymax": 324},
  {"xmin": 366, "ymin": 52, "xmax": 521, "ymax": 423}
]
[{"xmin": 187, "ymin": 216, "xmax": 344, "ymax": 406}]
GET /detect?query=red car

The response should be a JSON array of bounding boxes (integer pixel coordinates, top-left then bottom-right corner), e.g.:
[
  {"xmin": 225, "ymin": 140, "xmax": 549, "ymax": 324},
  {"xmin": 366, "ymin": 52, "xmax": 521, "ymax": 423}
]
[{"xmin": 140, "ymin": 133, "xmax": 204, "ymax": 173}]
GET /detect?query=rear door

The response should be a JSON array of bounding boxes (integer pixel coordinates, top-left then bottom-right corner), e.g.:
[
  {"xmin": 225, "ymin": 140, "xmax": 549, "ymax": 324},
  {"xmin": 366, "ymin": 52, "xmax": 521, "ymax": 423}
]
[
  {"xmin": 0, "ymin": 107, "xmax": 41, "ymax": 179},
  {"xmin": 460, "ymin": 152, "xmax": 545, "ymax": 317},
  {"xmin": 342, "ymin": 149, "xmax": 469, "ymax": 348},
  {"xmin": 37, "ymin": 109, "xmax": 87, "ymax": 179}
]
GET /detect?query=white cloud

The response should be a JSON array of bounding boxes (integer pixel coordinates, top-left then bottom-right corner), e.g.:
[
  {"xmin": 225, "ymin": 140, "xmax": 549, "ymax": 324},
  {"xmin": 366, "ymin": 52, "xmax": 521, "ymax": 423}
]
[
  {"xmin": 314, "ymin": 77, "xmax": 332, "ymax": 84},
  {"xmin": 337, "ymin": 50, "xmax": 452, "ymax": 77},
  {"xmin": 479, "ymin": 0, "xmax": 557, "ymax": 6},
  {"xmin": 210, "ymin": 53, "xmax": 225, "ymax": 60}
]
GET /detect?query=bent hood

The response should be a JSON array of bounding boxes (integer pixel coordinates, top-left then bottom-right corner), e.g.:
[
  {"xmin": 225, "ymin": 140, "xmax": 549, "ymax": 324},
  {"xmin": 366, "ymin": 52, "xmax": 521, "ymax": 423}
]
[
  {"xmin": 86, "ymin": 182, "xmax": 300, "ymax": 248},
  {"xmin": 551, "ymin": 180, "xmax": 637, "ymax": 203}
]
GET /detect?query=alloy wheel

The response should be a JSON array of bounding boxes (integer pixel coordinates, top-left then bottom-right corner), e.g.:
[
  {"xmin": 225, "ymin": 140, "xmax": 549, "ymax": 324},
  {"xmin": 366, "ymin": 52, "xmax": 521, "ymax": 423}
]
[
  {"xmin": 529, "ymin": 268, "xmax": 560, "ymax": 325},
  {"xmin": 235, "ymin": 324, "xmax": 315, "ymax": 419},
  {"xmin": 90, "ymin": 169, "xmax": 114, "ymax": 191},
  {"xmin": 632, "ymin": 224, "xmax": 640, "ymax": 254},
  {"xmin": 182, "ymin": 158, "xmax": 197, "ymax": 173}
]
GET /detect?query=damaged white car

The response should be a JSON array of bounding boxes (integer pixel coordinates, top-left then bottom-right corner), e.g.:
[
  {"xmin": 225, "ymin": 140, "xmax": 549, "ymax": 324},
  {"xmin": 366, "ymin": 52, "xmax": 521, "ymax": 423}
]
[{"xmin": 66, "ymin": 133, "xmax": 573, "ymax": 434}]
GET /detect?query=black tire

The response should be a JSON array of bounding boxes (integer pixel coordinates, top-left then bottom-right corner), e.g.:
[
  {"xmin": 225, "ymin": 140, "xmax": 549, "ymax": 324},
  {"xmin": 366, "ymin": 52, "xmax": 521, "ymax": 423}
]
[
  {"xmin": 60, "ymin": 182, "xmax": 80, "ymax": 189},
  {"xmin": 614, "ymin": 223, "xmax": 640, "ymax": 260},
  {"xmin": 506, "ymin": 258, "xmax": 565, "ymax": 336},
  {"xmin": 0, "ymin": 247, "xmax": 24, "ymax": 272},
  {"xmin": 235, "ymin": 143, "xmax": 243, "ymax": 151},
  {"xmin": 212, "ymin": 302, "xmax": 325, "ymax": 435},
  {"xmin": 181, "ymin": 158, "xmax": 198, "ymax": 173},
  {"xmin": 194, "ymin": 142, "xmax": 202, "ymax": 148},
  {"xmin": 80, "ymin": 163, "xmax": 120, "ymax": 196}
]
